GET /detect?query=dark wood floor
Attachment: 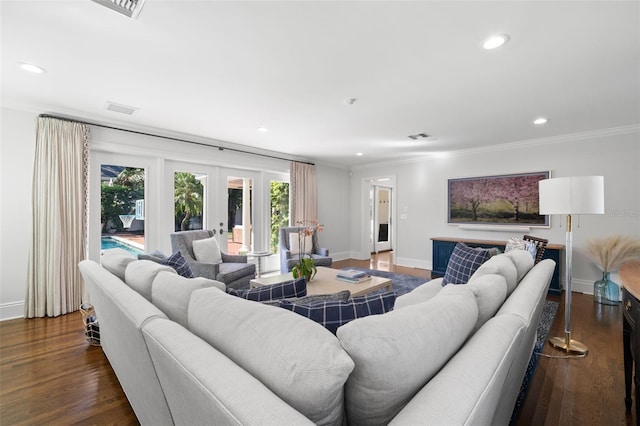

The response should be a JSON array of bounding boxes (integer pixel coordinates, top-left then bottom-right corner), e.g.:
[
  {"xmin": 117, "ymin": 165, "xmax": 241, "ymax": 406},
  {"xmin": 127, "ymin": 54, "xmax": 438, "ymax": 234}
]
[{"xmin": 0, "ymin": 252, "xmax": 632, "ymax": 425}]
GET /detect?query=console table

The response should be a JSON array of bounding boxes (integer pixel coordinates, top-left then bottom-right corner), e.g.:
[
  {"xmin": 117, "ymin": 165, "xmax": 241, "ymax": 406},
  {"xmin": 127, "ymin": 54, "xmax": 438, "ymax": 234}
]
[
  {"xmin": 430, "ymin": 237, "xmax": 563, "ymax": 295},
  {"xmin": 622, "ymin": 260, "xmax": 640, "ymax": 425}
]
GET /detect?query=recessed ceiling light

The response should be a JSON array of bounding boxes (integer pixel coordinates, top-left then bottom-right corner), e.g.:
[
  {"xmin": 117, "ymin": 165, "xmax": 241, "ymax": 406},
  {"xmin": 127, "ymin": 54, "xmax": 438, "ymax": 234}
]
[
  {"xmin": 257, "ymin": 127, "xmax": 269, "ymax": 132},
  {"xmin": 483, "ymin": 34, "xmax": 510, "ymax": 50},
  {"xmin": 356, "ymin": 152, "xmax": 363, "ymax": 156},
  {"xmin": 19, "ymin": 62, "xmax": 47, "ymax": 74},
  {"xmin": 533, "ymin": 117, "xmax": 549, "ymax": 125}
]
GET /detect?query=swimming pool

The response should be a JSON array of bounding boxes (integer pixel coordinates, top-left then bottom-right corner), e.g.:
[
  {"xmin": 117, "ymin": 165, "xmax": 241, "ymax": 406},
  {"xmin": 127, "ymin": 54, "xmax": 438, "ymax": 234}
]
[{"xmin": 101, "ymin": 236, "xmax": 144, "ymax": 255}]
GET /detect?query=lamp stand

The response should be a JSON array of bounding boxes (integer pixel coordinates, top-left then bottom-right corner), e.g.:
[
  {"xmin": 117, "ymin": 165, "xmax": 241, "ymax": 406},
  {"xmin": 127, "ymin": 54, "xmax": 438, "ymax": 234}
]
[{"xmin": 548, "ymin": 214, "xmax": 589, "ymax": 354}]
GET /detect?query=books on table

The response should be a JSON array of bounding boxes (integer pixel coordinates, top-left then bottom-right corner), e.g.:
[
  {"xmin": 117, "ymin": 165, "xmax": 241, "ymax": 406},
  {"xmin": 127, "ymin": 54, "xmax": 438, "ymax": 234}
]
[{"xmin": 336, "ymin": 269, "xmax": 371, "ymax": 283}]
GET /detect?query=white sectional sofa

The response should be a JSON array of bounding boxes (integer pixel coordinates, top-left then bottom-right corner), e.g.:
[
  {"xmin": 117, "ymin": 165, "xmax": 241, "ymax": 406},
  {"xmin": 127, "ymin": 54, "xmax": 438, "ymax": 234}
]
[{"xmin": 78, "ymin": 247, "xmax": 554, "ymax": 425}]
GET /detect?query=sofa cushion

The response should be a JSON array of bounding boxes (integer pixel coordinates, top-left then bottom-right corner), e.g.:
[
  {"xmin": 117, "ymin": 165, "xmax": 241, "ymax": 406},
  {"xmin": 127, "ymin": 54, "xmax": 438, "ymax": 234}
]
[
  {"xmin": 151, "ymin": 271, "xmax": 225, "ymax": 327},
  {"xmin": 216, "ymin": 262, "xmax": 255, "ymax": 284},
  {"xmin": 336, "ymin": 286, "xmax": 478, "ymax": 425},
  {"xmin": 192, "ymin": 236, "xmax": 222, "ymax": 264},
  {"xmin": 504, "ymin": 249, "xmax": 535, "ymax": 282},
  {"xmin": 162, "ymin": 251, "xmax": 194, "ymax": 278},
  {"xmin": 188, "ymin": 288, "xmax": 355, "ymax": 425},
  {"xmin": 279, "ymin": 292, "xmax": 396, "ymax": 334},
  {"xmin": 442, "ymin": 242, "xmax": 491, "ymax": 285},
  {"xmin": 124, "ymin": 260, "xmax": 177, "ymax": 301},
  {"xmin": 469, "ymin": 253, "xmax": 518, "ymax": 295},
  {"xmin": 228, "ymin": 277, "xmax": 306, "ymax": 301},
  {"xmin": 446, "ymin": 274, "xmax": 507, "ymax": 331},
  {"xmin": 395, "ymin": 278, "xmax": 444, "ymax": 309},
  {"xmin": 101, "ymin": 248, "xmax": 136, "ymax": 281},
  {"xmin": 138, "ymin": 250, "xmax": 168, "ymax": 264}
]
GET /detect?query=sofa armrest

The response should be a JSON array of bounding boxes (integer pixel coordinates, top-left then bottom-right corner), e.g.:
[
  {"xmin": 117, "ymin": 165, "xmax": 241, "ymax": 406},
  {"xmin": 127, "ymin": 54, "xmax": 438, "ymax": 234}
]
[
  {"xmin": 221, "ymin": 253, "xmax": 247, "ymax": 263},
  {"xmin": 317, "ymin": 248, "xmax": 329, "ymax": 256},
  {"xmin": 188, "ymin": 261, "xmax": 220, "ymax": 280}
]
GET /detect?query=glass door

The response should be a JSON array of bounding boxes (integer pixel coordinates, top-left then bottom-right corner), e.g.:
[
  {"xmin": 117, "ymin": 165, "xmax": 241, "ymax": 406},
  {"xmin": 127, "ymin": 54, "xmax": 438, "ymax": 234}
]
[{"xmin": 218, "ymin": 168, "xmax": 261, "ymax": 255}]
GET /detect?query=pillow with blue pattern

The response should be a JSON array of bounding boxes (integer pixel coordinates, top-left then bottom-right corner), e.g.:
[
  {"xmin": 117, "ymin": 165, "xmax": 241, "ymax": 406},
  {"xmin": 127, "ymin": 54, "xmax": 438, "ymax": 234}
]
[
  {"xmin": 442, "ymin": 242, "xmax": 491, "ymax": 286},
  {"xmin": 162, "ymin": 251, "xmax": 194, "ymax": 278},
  {"xmin": 228, "ymin": 277, "xmax": 307, "ymax": 301},
  {"xmin": 279, "ymin": 292, "xmax": 397, "ymax": 335}
]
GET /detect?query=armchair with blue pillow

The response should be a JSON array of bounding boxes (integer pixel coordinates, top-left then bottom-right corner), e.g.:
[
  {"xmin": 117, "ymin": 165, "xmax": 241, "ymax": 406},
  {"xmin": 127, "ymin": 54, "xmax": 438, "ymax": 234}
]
[
  {"xmin": 170, "ymin": 230, "xmax": 255, "ymax": 290},
  {"xmin": 279, "ymin": 226, "xmax": 332, "ymax": 273}
]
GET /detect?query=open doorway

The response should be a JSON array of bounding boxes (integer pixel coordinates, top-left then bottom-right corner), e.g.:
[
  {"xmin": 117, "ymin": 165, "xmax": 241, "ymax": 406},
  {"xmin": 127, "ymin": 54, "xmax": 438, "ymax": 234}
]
[{"xmin": 368, "ymin": 178, "xmax": 394, "ymax": 254}]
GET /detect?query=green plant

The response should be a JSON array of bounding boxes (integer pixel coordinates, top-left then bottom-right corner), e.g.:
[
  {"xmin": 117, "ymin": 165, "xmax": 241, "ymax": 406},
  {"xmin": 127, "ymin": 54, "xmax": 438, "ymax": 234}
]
[
  {"xmin": 174, "ymin": 172, "xmax": 203, "ymax": 231},
  {"xmin": 290, "ymin": 220, "xmax": 323, "ymax": 281},
  {"xmin": 270, "ymin": 181, "xmax": 289, "ymax": 253}
]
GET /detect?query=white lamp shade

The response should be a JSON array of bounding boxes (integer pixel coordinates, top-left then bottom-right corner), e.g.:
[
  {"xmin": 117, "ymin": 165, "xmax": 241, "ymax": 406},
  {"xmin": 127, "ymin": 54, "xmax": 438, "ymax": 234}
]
[{"xmin": 539, "ymin": 176, "xmax": 605, "ymax": 215}]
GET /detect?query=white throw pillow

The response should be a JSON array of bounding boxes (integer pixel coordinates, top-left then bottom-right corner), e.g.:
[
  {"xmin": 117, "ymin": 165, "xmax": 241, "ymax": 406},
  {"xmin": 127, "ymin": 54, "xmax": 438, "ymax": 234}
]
[
  {"xmin": 289, "ymin": 232, "xmax": 312, "ymax": 255},
  {"xmin": 192, "ymin": 236, "xmax": 222, "ymax": 264}
]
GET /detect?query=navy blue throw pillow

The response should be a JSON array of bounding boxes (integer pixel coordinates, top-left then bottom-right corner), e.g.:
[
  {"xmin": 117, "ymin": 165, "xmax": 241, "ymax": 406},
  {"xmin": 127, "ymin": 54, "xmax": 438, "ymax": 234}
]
[
  {"xmin": 279, "ymin": 291, "xmax": 397, "ymax": 334},
  {"xmin": 228, "ymin": 277, "xmax": 307, "ymax": 301},
  {"xmin": 162, "ymin": 251, "xmax": 194, "ymax": 278},
  {"xmin": 442, "ymin": 242, "xmax": 491, "ymax": 285}
]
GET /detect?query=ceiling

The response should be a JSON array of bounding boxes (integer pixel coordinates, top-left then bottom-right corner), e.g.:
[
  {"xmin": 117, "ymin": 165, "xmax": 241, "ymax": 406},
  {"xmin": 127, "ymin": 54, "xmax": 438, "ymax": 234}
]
[{"xmin": 2, "ymin": 1, "xmax": 639, "ymax": 167}]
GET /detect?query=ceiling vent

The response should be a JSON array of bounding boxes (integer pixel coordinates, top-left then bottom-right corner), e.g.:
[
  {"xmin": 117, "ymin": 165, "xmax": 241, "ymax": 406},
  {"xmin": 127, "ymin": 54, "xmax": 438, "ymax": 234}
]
[
  {"xmin": 408, "ymin": 132, "xmax": 430, "ymax": 140},
  {"xmin": 91, "ymin": 0, "xmax": 147, "ymax": 19},
  {"xmin": 105, "ymin": 101, "xmax": 138, "ymax": 115}
]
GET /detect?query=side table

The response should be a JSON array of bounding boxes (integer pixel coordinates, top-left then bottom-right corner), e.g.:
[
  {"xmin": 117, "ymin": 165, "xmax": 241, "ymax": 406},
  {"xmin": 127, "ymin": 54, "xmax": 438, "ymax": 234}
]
[
  {"xmin": 247, "ymin": 252, "xmax": 271, "ymax": 278},
  {"xmin": 621, "ymin": 260, "xmax": 640, "ymax": 425}
]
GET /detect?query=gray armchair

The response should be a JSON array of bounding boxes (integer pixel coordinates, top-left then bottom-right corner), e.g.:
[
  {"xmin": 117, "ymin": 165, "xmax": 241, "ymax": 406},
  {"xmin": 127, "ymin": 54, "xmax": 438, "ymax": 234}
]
[
  {"xmin": 170, "ymin": 230, "xmax": 255, "ymax": 290},
  {"xmin": 279, "ymin": 226, "xmax": 332, "ymax": 273}
]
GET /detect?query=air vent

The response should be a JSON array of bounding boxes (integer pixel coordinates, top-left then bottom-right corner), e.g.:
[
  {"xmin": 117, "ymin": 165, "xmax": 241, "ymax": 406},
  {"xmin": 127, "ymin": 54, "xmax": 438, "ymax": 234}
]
[
  {"xmin": 408, "ymin": 132, "xmax": 430, "ymax": 140},
  {"xmin": 105, "ymin": 101, "xmax": 139, "ymax": 115},
  {"xmin": 91, "ymin": 0, "xmax": 146, "ymax": 19}
]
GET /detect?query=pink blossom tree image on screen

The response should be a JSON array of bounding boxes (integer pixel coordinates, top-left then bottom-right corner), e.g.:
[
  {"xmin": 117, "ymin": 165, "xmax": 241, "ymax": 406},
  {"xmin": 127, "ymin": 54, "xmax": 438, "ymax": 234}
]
[{"xmin": 448, "ymin": 172, "xmax": 548, "ymax": 225}]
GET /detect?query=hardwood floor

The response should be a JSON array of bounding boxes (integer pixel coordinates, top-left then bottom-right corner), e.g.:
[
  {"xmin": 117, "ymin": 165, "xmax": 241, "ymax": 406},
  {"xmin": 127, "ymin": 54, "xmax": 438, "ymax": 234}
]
[{"xmin": 0, "ymin": 252, "xmax": 632, "ymax": 425}]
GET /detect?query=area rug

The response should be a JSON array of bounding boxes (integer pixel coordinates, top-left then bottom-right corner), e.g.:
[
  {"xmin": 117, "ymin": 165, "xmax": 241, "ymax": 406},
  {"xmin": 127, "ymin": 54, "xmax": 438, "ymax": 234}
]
[
  {"xmin": 509, "ymin": 299, "xmax": 559, "ymax": 422},
  {"xmin": 340, "ymin": 267, "xmax": 428, "ymax": 296}
]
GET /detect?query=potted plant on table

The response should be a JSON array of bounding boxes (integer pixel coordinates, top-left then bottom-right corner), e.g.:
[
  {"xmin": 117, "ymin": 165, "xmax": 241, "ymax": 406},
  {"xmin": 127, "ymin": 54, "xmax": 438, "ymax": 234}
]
[
  {"xmin": 291, "ymin": 220, "xmax": 324, "ymax": 282},
  {"xmin": 586, "ymin": 235, "xmax": 640, "ymax": 305}
]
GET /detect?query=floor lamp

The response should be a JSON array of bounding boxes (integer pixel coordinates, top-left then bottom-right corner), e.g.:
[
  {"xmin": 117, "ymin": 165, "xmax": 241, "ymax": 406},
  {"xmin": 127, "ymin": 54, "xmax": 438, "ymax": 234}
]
[{"xmin": 539, "ymin": 176, "xmax": 605, "ymax": 354}]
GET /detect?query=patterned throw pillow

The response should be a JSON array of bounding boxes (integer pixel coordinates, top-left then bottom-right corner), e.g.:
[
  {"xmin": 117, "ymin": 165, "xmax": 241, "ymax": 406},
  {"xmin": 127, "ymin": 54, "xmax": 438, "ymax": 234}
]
[
  {"xmin": 442, "ymin": 242, "xmax": 491, "ymax": 285},
  {"xmin": 162, "ymin": 251, "xmax": 194, "ymax": 278},
  {"xmin": 279, "ymin": 292, "xmax": 397, "ymax": 335},
  {"xmin": 228, "ymin": 277, "xmax": 307, "ymax": 301}
]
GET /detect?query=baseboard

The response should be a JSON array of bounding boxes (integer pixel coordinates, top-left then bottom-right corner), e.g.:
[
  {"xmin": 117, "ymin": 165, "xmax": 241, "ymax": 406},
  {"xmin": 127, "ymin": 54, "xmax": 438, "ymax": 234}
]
[
  {"xmin": 1, "ymin": 301, "xmax": 24, "ymax": 321},
  {"xmin": 394, "ymin": 256, "xmax": 431, "ymax": 271}
]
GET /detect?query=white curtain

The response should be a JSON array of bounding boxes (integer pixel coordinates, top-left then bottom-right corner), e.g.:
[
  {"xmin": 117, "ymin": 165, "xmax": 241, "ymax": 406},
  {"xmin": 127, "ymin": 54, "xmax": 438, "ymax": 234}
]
[
  {"xmin": 290, "ymin": 161, "xmax": 317, "ymax": 224},
  {"xmin": 25, "ymin": 117, "xmax": 90, "ymax": 318}
]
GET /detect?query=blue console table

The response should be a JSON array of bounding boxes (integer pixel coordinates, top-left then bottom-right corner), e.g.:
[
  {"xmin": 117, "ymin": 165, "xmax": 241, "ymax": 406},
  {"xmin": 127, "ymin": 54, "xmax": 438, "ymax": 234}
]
[{"xmin": 431, "ymin": 237, "xmax": 563, "ymax": 295}]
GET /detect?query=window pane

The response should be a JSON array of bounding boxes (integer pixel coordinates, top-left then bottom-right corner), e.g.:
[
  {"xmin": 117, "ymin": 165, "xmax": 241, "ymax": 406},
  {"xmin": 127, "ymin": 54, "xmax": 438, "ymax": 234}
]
[
  {"xmin": 270, "ymin": 180, "xmax": 289, "ymax": 253},
  {"xmin": 174, "ymin": 171, "xmax": 206, "ymax": 231},
  {"xmin": 100, "ymin": 165, "xmax": 145, "ymax": 255}
]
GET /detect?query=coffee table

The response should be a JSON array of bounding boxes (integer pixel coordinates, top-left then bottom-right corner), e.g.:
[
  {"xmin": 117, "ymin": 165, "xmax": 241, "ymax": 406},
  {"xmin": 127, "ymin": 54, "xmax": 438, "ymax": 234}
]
[{"xmin": 250, "ymin": 266, "xmax": 393, "ymax": 297}]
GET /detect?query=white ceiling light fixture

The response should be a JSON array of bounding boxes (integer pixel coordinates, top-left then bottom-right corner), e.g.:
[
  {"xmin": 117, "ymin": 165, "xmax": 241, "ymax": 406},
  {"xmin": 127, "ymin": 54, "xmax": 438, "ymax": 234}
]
[
  {"xmin": 257, "ymin": 127, "xmax": 269, "ymax": 132},
  {"xmin": 91, "ymin": 0, "xmax": 147, "ymax": 19},
  {"xmin": 534, "ymin": 117, "xmax": 549, "ymax": 125},
  {"xmin": 19, "ymin": 63, "xmax": 47, "ymax": 74},
  {"xmin": 483, "ymin": 34, "xmax": 510, "ymax": 50},
  {"xmin": 356, "ymin": 152, "xmax": 364, "ymax": 156}
]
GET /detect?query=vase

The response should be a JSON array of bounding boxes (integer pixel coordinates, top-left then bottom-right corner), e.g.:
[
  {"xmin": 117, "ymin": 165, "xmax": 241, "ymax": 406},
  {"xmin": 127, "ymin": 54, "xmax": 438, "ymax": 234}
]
[{"xmin": 594, "ymin": 271, "xmax": 620, "ymax": 305}]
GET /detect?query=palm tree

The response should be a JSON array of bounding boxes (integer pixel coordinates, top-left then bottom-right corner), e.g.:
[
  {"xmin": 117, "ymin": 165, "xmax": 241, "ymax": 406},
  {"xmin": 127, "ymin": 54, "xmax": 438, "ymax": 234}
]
[{"xmin": 174, "ymin": 172, "xmax": 204, "ymax": 231}]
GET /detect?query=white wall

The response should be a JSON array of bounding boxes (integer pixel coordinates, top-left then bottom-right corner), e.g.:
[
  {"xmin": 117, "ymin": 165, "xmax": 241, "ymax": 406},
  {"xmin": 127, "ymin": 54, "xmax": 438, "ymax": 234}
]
[
  {"xmin": 1, "ymin": 108, "xmax": 36, "ymax": 320},
  {"xmin": 350, "ymin": 127, "xmax": 640, "ymax": 293},
  {"xmin": 316, "ymin": 163, "xmax": 351, "ymax": 261}
]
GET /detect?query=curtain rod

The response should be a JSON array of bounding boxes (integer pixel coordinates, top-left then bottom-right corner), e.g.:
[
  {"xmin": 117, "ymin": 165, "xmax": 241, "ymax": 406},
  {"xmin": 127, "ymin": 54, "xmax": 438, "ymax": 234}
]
[{"xmin": 38, "ymin": 114, "xmax": 315, "ymax": 166}]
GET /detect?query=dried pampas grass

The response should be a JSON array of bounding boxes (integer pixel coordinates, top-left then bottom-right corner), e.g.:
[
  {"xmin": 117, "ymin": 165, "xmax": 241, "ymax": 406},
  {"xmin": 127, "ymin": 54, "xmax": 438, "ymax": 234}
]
[{"xmin": 586, "ymin": 235, "xmax": 640, "ymax": 271}]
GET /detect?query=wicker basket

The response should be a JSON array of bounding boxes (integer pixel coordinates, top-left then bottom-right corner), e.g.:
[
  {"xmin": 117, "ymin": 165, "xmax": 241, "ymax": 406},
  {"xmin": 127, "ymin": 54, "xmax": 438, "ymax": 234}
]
[{"xmin": 80, "ymin": 303, "xmax": 101, "ymax": 346}]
